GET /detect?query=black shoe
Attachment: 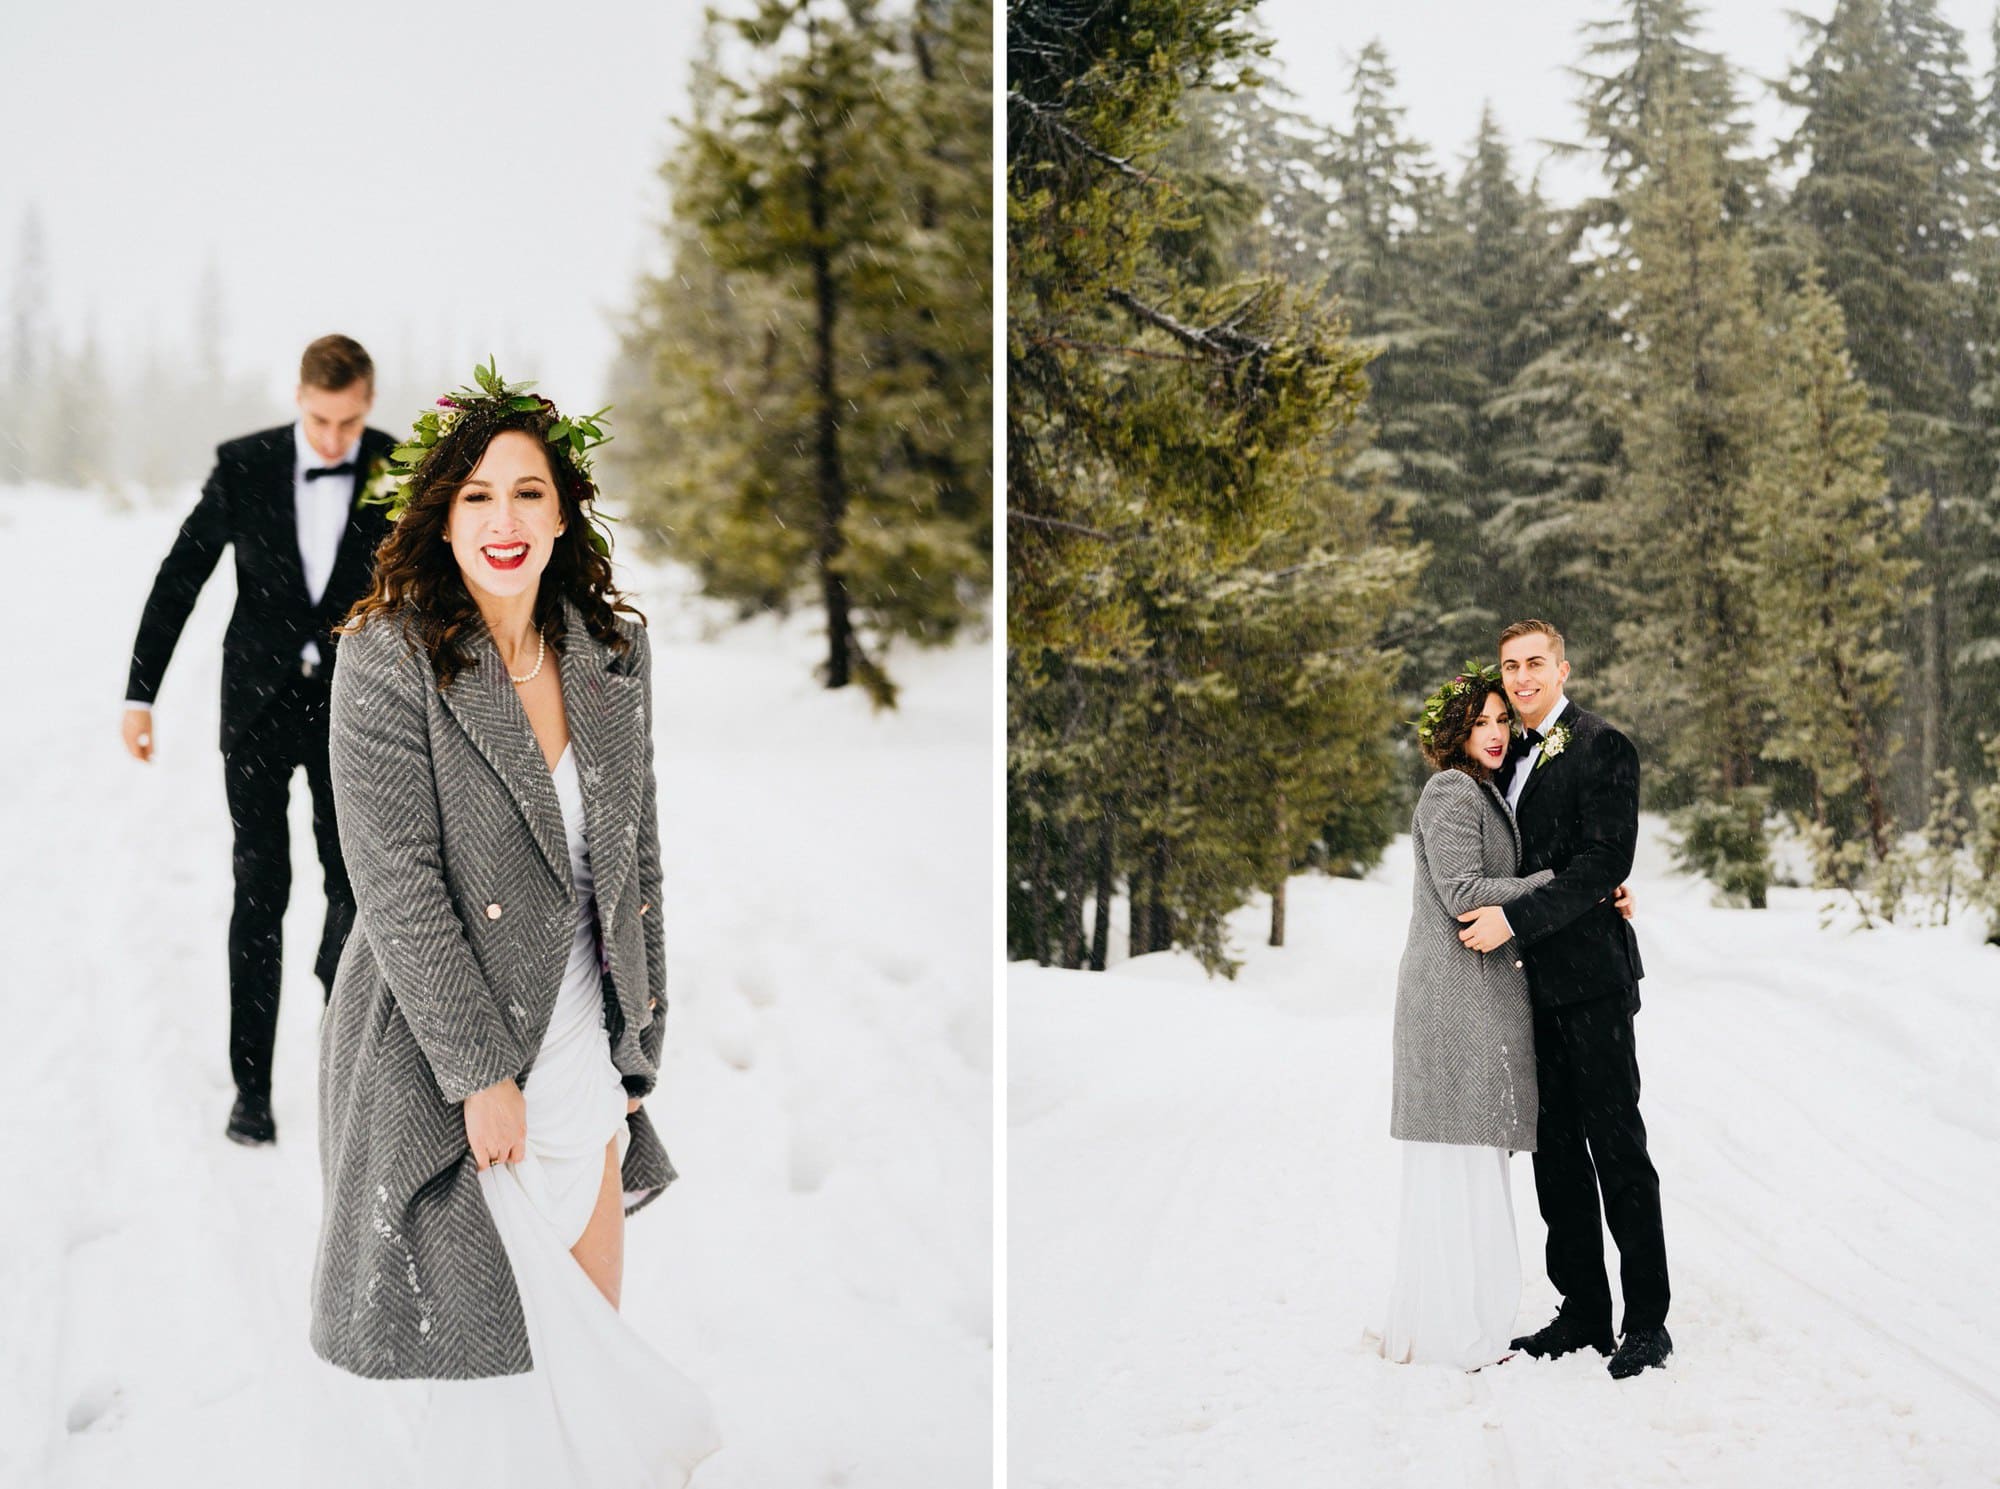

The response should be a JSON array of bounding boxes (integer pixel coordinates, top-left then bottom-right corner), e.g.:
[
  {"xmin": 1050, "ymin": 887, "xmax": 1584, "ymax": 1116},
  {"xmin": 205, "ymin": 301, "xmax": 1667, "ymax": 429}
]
[
  {"xmin": 1509, "ymin": 1313, "xmax": 1615, "ymax": 1360},
  {"xmin": 225, "ymin": 1093, "xmax": 276, "ymax": 1146},
  {"xmin": 1607, "ymin": 1326, "xmax": 1673, "ymax": 1379}
]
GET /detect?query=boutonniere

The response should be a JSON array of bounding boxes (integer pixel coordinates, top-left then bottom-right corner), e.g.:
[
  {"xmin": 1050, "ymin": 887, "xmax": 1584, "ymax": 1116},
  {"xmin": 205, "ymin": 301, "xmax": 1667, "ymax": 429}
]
[
  {"xmin": 362, "ymin": 459, "xmax": 400, "ymax": 510},
  {"xmin": 1535, "ymin": 721, "xmax": 1573, "ymax": 770}
]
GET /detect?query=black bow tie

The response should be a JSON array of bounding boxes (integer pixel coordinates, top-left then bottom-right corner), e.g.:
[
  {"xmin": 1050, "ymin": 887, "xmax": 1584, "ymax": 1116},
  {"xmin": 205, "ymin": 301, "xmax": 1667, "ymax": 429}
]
[
  {"xmin": 1520, "ymin": 726, "xmax": 1545, "ymax": 746},
  {"xmin": 304, "ymin": 462, "xmax": 356, "ymax": 482}
]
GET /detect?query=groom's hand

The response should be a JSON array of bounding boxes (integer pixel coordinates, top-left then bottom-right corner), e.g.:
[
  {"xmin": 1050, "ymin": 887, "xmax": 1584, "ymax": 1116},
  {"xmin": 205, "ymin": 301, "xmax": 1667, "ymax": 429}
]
[
  {"xmin": 1457, "ymin": 906, "xmax": 1512, "ymax": 953},
  {"xmin": 121, "ymin": 707, "xmax": 155, "ymax": 763}
]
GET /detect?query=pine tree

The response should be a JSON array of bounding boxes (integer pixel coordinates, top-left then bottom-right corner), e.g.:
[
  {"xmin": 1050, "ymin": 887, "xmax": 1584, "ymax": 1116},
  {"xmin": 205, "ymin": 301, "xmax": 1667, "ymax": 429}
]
[
  {"xmin": 1172, "ymin": 78, "xmax": 1335, "ymax": 290},
  {"xmin": 1438, "ymin": 110, "xmax": 1579, "ymax": 655},
  {"xmin": 1566, "ymin": 0, "xmax": 1754, "ymax": 206},
  {"xmin": 1779, "ymin": 0, "xmax": 1990, "ymax": 804},
  {"xmin": 1008, "ymin": 0, "xmax": 1370, "ymax": 658},
  {"xmin": 611, "ymin": 26, "xmax": 778, "ymax": 603},
  {"xmin": 1205, "ymin": 507, "xmax": 1416, "ymax": 950},
  {"xmin": 1961, "ymin": 9, "xmax": 2000, "ymax": 830},
  {"xmin": 3, "ymin": 208, "xmax": 50, "ymax": 482},
  {"xmin": 1007, "ymin": 6, "xmax": 1414, "ymax": 975},
  {"xmin": 1522, "ymin": 0, "xmax": 1770, "ymax": 708},
  {"xmin": 194, "ymin": 256, "xmax": 226, "ymax": 391},
  {"xmin": 617, "ymin": 0, "xmax": 991, "ymax": 705},
  {"xmin": 1605, "ymin": 77, "xmax": 1769, "ymax": 805},
  {"xmin": 1966, "ymin": 735, "xmax": 2000, "ymax": 944},
  {"xmin": 1745, "ymin": 271, "xmax": 1921, "ymax": 856},
  {"xmin": 1009, "ymin": 490, "xmax": 1413, "ymax": 976},
  {"xmin": 44, "ymin": 323, "xmax": 110, "ymax": 489},
  {"xmin": 1480, "ymin": 206, "xmax": 1623, "ymax": 646},
  {"xmin": 905, "ymin": 0, "xmax": 995, "ymax": 546},
  {"xmin": 1315, "ymin": 42, "xmax": 1478, "ymax": 682}
]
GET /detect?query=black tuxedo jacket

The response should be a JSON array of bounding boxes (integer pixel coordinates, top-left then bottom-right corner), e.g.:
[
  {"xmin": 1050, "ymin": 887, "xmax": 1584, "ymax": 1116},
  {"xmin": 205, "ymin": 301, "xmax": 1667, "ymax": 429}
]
[
  {"xmin": 1503, "ymin": 702, "xmax": 1646, "ymax": 1012},
  {"xmin": 125, "ymin": 423, "xmax": 396, "ymax": 754}
]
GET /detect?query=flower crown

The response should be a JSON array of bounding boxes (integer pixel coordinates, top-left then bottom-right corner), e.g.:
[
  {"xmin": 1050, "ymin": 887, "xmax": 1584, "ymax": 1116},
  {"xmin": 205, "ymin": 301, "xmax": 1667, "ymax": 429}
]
[
  {"xmin": 1413, "ymin": 660, "xmax": 1506, "ymax": 742},
  {"xmin": 361, "ymin": 357, "xmax": 614, "ymax": 553}
]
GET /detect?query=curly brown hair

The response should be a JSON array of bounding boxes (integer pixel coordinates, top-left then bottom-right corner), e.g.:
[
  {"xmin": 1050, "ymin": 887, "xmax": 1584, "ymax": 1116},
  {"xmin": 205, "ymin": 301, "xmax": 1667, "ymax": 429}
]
[
  {"xmin": 1419, "ymin": 681, "xmax": 1516, "ymax": 783},
  {"xmin": 339, "ymin": 404, "xmax": 642, "ymax": 687}
]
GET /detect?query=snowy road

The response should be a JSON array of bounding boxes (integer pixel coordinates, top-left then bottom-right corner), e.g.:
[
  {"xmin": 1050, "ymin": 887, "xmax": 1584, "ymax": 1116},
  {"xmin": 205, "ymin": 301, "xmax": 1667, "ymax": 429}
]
[
  {"xmin": 0, "ymin": 483, "xmax": 992, "ymax": 1488},
  {"xmin": 1011, "ymin": 811, "xmax": 2000, "ymax": 1487}
]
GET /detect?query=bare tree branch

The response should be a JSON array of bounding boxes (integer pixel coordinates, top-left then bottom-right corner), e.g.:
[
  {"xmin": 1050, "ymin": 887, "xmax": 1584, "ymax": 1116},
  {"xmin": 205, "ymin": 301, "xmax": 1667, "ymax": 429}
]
[
  {"xmin": 1106, "ymin": 287, "xmax": 1272, "ymax": 362},
  {"xmin": 1008, "ymin": 508, "xmax": 1120, "ymax": 541}
]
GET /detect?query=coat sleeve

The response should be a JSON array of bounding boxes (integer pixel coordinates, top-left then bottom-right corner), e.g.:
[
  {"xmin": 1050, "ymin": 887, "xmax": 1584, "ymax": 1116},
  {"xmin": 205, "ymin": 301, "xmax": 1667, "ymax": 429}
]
[
  {"xmin": 1416, "ymin": 771, "xmax": 1555, "ymax": 916},
  {"xmin": 627, "ymin": 622, "xmax": 669, "ymax": 1100},
  {"xmin": 1503, "ymin": 724, "xmax": 1640, "ymax": 946},
  {"xmin": 328, "ymin": 620, "xmax": 524, "ymax": 1104},
  {"xmin": 125, "ymin": 449, "xmax": 232, "ymax": 704}
]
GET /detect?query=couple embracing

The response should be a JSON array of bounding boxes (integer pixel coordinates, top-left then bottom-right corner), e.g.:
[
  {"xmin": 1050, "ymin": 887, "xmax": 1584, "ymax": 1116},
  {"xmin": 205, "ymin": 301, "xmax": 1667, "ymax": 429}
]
[{"xmin": 1378, "ymin": 619, "xmax": 1672, "ymax": 1379}]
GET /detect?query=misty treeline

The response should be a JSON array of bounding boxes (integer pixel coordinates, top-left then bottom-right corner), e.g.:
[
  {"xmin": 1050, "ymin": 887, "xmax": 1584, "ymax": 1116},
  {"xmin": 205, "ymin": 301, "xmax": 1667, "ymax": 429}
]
[
  {"xmin": 0, "ymin": 207, "xmax": 492, "ymax": 494},
  {"xmin": 608, "ymin": 0, "xmax": 993, "ymax": 706},
  {"xmin": 1009, "ymin": 0, "xmax": 2000, "ymax": 975},
  {"xmin": 0, "ymin": 214, "xmax": 264, "ymax": 490}
]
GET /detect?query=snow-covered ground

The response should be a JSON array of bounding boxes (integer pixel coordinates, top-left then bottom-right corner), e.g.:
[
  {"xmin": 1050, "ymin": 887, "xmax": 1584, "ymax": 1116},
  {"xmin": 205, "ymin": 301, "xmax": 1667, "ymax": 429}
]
[
  {"xmin": 0, "ymin": 482, "xmax": 992, "ymax": 1488},
  {"xmin": 1010, "ymin": 810, "xmax": 2000, "ymax": 1486}
]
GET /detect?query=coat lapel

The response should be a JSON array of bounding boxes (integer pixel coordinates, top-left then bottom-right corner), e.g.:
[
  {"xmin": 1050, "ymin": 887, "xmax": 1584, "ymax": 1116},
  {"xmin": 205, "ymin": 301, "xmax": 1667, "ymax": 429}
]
[
  {"xmin": 560, "ymin": 598, "xmax": 643, "ymax": 905},
  {"xmin": 438, "ymin": 626, "xmax": 572, "ymax": 891},
  {"xmin": 1480, "ymin": 776, "xmax": 1525, "ymax": 869},
  {"xmin": 318, "ymin": 428, "xmax": 391, "ymax": 618},
  {"xmin": 1514, "ymin": 700, "xmax": 1578, "ymax": 820},
  {"xmin": 267, "ymin": 427, "xmax": 314, "ymax": 611}
]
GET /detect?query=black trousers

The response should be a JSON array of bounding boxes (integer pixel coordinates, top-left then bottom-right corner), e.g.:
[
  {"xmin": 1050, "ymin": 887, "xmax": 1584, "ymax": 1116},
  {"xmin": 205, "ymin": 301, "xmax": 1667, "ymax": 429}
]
[
  {"xmin": 221, "ymin": 669, "xmax": 354, "ymax": 1103},
  {"xmin": 1530, "ymin": 993, "xmax": 1670, "ymax": 1334}
]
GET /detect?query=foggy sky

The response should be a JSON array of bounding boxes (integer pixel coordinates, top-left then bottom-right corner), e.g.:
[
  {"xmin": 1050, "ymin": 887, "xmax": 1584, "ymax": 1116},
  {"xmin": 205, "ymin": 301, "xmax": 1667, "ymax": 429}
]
[
  {"xmin": 0, "ymin": 0, "xmax": 701, "ymax": 418},
  {"xmin": 10, "ymin": 0, "xmax": 1999, "ymax": 439},
  {"xmin": 1254, "ymin": 0, "xmax": 1996, "ymax": 202}
]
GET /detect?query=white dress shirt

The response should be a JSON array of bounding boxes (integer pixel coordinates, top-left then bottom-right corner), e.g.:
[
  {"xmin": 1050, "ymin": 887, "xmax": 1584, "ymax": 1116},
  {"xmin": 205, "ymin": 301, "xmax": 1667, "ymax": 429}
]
[
  {"xmin": 1504, "ymin": 693, "xmax": 1570, "ymax": 812},
  {"xmin": 126, "ymin": 424, "xmax": 361, "ymax": 711},
  {"xmin": 294, "ymin": 422, "xmax": 362, "ymax": 666}
]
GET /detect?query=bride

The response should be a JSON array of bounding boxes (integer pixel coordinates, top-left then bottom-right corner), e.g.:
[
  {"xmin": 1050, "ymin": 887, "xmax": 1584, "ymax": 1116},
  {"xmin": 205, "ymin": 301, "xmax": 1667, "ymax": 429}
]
[
  {"xmin": 305, "ymin": 363, "xmax": 721, "ymax": 1483},
  {"xmin": 1374, "ymin": 665, "xmax": 1631, "ymax": 1370}
]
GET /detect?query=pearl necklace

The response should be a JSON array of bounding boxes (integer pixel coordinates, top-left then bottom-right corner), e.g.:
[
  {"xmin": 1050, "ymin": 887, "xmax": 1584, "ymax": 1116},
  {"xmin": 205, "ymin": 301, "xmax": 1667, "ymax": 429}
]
[{"xmin": 507, "ymin": 630, "xmax": 547, "ymax": 685}]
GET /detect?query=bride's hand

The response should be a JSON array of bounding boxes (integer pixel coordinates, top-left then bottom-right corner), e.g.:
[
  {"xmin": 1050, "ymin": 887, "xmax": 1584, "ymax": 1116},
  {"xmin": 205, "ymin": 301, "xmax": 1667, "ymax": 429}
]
[
  {"xmin": 1614, "ymin": 883, "xmax": 1636, "ymax": 920},
  {"xmin": 464, "ymin": 1077, "xmax": 527, "ymax": 1170},
  {"xmin": 1456, "ymin": 905, "xmax": 1512, "ymax": 953}
]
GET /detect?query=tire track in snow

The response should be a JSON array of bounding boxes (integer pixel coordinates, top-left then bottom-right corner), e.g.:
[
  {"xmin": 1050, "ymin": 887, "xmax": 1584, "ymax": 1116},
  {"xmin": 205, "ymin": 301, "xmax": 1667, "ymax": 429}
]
[{"xmin": 1677, "ymin": 1191, "xmax": 2000, "ymax": 1419}]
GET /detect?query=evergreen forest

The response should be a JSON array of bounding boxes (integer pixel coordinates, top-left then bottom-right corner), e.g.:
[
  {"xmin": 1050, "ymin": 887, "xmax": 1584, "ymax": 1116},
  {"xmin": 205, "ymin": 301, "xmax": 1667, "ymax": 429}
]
[{"xmin": 1009, "ymin": 0, "xmax": 2000, "ymax": 971}]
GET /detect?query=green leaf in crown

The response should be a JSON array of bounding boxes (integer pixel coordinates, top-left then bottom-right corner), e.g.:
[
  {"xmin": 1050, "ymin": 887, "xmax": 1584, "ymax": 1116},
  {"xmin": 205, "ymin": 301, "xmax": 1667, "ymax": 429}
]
[
  {"xmin": 1410, "ymin": 658, "xmax": 1504, "ymax": 742},
  {"xmin": 358, "ymin": 355, "xmax": 615, "ymax": 534}
]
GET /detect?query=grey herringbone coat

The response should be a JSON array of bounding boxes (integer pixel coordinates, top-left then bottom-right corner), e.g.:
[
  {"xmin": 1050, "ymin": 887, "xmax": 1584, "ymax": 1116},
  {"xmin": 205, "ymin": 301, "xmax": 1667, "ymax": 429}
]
[
  {"xmin": 310, "ymin": 596, "xmax": 676, "ymax": 1381},
  {"xmin": 1390, "ymin": 767, "xmax": 1553, "ymax": 1152}
]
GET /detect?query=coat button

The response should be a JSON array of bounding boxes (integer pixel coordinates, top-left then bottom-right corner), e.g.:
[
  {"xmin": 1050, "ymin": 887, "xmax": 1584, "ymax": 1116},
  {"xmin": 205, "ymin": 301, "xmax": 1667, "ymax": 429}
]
[
  {"xmin": 486, "ymin": 903, "xmax": 503, "ymax": 920},
  {"xmin": 640, "ymin": 902, "xmax": 651, "ymax": 917},
  {"xmin": 648, "ymin": 997, "xmax": 658, "ymax": 1011},
  {"xmin": 1514, "ymin": 959, "xmax": 1524, "ymax": 969}
]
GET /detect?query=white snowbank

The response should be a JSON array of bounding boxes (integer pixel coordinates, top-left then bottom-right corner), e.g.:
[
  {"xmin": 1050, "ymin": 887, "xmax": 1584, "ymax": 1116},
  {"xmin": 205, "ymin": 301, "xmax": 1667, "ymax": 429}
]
[
  {"xmin": 0, "ymin": 482, "xmax": 991, "ymax": 1488},
  {"xmin": 1010, "ymin": 809, "xmax": 2000, "ymax": 1486}
]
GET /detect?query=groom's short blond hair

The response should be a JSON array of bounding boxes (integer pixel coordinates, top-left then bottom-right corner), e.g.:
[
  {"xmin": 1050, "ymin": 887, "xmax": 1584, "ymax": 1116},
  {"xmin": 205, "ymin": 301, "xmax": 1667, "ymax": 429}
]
[{"xmin": 1499, "ymin": 618, "xmax": 1566, "ymax": 660}]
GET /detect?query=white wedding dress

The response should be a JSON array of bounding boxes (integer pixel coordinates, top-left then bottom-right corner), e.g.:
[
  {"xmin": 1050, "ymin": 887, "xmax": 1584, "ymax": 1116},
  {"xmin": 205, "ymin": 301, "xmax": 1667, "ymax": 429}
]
[
  {"xmin": 305, "ymin": 742, "xmax": 722, "ymax": 1485},
  {"xmin": 1374, "ymin": 1141, "xmax": 1521, "ymax": 1370}
]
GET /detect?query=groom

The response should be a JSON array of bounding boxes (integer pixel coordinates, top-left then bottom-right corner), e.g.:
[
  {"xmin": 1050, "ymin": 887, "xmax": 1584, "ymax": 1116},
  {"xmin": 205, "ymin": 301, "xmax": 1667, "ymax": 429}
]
[
  {"xmin": 1455, "ymin": 618, "xmax": 1672, "ymax": 1378},
  {"xmin": 121, "ymin": 335, "xmax": 394, "ymax": 1147}
]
